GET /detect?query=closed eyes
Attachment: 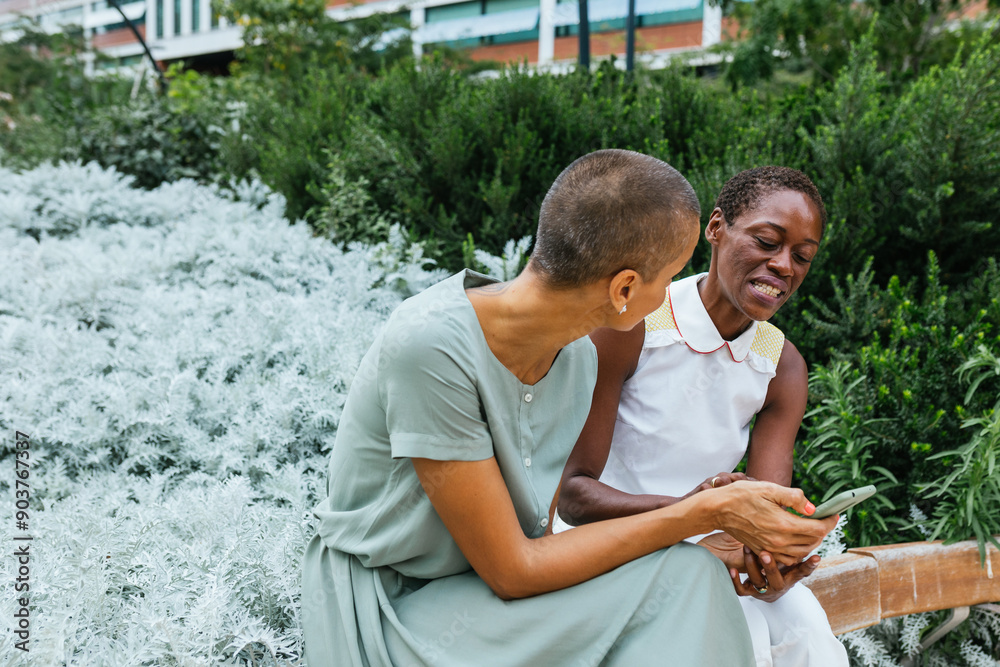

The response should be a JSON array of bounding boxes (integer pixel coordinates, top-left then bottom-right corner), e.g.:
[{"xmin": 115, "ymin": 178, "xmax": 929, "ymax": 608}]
[{"xmin": 755, "ymin": 237, "xmax": 814, "ymax": 264}]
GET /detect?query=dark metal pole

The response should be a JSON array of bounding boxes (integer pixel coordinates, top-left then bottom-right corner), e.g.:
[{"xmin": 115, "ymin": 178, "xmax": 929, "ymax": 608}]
[
  {"xmin": 625, "ymin": 0, "xmax": 636, "ymax": 72},
  {"xmin": 107, "ymin": 0, "xmax": 168, "ymax": 92},
  {"xmin": 578, "ymin": 0, "xmax": 590, "ymax": 70}
]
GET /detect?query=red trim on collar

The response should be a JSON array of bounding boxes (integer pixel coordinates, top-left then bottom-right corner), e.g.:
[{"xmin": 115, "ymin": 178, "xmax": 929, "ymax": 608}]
[{"xmin": 671, "ymin": 280, "xmax": 749, "ymax": 364}]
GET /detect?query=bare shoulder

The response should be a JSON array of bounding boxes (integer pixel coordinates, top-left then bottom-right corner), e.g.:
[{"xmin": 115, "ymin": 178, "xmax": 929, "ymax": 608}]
[
  {"xmin": 590, "ymin": 322, "xmax": 645, "ymax": 381},
  {"xmin": 762, "ymin": 338, "xmax": 808, "ymax": 412},
  {"xmin": 775, "ymin": 339, "xmax": 807, "ymax": 382}
]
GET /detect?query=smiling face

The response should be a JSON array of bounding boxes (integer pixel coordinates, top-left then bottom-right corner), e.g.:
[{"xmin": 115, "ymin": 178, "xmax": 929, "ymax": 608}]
[{"xmin": 706, "ymin": 189, "xmax": 823, "ymax": 324}]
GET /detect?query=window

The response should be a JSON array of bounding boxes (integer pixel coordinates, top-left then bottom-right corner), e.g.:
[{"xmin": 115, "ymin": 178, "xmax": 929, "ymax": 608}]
[
  {"xmin": 424, "ymin": 1, "xmax": 481, "ymax": 22},
  {"xmin": 554, "ymin": 0, "xmax": 703, "ymax": 36},
  {"xmin": 423, "ymin": 0, "xmax": 539, "ymax": 47},
  {"xmin": 484, "ymin": 0, "xmax": 537, "ymax": 12},
  {"xmin": 97, "ymin": 18, "xmax": 145, "ymax": 33}
]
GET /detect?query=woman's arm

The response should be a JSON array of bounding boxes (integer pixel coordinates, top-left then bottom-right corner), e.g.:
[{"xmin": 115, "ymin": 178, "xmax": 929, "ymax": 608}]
[
  {"xmin": 713, "ymin": 338, "xmax": 816, "ymax": 600},
  {"xmin": 703, "ymin": 337, "xmax": 807, "ymax": 572},
  {"xmin": 414, "ymin": 456, "xmax": 836, "ymax": 600},
  {"xmin": 557, "ymin": 324, "xmax": 683, "ymax": 525},
  {"xmin": 746, "ymin": 339, "xmax": 809, "ymax": 485},
  {"xmin": 558, "ymin": 325, "xmax": 744, "ymax": 525}
]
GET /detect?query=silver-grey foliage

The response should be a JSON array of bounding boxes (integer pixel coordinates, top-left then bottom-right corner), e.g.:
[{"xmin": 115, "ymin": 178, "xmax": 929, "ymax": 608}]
[{"xmin": 0, "ymin": 161, "xmax": 443, "ymax": 665}]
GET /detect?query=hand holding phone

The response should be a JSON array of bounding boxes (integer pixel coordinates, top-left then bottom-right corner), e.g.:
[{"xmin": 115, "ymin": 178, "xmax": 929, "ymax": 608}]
[{"xmin": 810, "ymin": 485, "xmax": 877, "ymax": 519}]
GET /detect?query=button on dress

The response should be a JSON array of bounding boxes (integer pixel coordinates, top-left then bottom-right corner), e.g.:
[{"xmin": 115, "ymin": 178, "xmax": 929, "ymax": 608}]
[{"xmin": 301, "ymin": 270, "xmax": 754, "ymax": 666}]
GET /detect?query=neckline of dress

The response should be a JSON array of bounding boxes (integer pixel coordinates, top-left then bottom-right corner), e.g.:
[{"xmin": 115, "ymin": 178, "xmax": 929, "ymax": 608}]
[{"xmin": 458, "ymin": 270, "xmax": 564, "ymax": 390}]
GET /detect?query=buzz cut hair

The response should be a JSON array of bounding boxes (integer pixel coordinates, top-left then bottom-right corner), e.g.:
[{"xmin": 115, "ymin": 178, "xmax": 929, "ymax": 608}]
[
  {"xmin": 531, "ymin": 149, "xmax": 700, "ymax": 289},
  {"xmin": 715, "ymin": 166, "xmax": 828, "ymax": 233}
]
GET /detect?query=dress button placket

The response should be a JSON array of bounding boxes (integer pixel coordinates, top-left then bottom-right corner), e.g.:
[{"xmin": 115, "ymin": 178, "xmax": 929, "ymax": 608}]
[
  {"xmin": 522, "ymin": 392, "xmax": 532, "ymax": 470},
  {"xmin": 522, "ymin": 391, "xmax": 534, "ymax": 470}
]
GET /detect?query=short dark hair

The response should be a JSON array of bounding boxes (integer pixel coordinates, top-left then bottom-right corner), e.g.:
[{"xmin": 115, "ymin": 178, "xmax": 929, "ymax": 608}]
[
  {"xmin": 531, "ymin": 149, "xmax": 700, "ymax": 288},
  {"xmin": 715, "ymin": 166, "xmax": 827, "ymax": 233}
]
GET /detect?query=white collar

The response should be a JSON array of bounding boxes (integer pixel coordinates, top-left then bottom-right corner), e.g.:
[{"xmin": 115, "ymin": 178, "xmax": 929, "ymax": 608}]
[{"xmin": 670, "ymin": 273, "xmax": 759, "ymax": 362}]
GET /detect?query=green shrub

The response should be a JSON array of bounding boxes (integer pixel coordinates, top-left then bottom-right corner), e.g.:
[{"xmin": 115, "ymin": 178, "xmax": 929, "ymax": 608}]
[
  {"xmin": 0, "ymin": 25, "xmax": 132, "ymax": 169},
  {"xmin": 890, "ymin": 35, "xmax": 1000, "ymax": 283},
  {"xmin": 798, "ymin": 361, "xmax": 902, "ymax": 546},
  {"xmin": 237, "ymin": 65, "xmax": 365, "ymax": 221},
  {"xmin": 776, "ymin": 33, "xmax": 1000, "ymax": 363},
  {"xmin": 314, "ymin": 60, "xmax": 749, "ymax": 266},
  {"xmin": 920, "ymin": 346, "xmax": 1000, "ymax": 563},
  {"xmin": 308, "ymin": 152, "xmax": 393, "ymax": 245},
  {"xmin": 76, "ymin": 95, "xmax": 224, "ymax": 188},
  {"xmin": 722, "ymin": 0, "xmax": 997, "ymax": 88},
  {"xmin": 795, "ymin": 254, "xmax": 1000, "ymax": 553}
]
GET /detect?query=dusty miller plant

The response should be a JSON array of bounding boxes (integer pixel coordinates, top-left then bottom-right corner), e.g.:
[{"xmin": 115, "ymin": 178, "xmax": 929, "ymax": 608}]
[
  {"xmin": 472, "ymin": 235, "xmax": 533, "ymax": 281},
  {"xmin": 0, "ymin": 161, "xmax": 444, "ymax": 664}
]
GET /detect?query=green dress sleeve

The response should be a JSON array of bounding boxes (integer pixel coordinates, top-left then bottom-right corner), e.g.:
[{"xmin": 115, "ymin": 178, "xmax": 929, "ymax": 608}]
[{"xmin": 379, "ymin": 299, "xmax": 495, "ymax": 462}]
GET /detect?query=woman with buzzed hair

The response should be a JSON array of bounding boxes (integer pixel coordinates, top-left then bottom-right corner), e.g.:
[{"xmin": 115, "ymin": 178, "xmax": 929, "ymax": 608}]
[
  {"xmin": 556, "ymin": 166, "xmax": 848, "ymax": 666},
  {"xmin": 301, "ymin": 152, "xmax": 836, "ymax": 667}
]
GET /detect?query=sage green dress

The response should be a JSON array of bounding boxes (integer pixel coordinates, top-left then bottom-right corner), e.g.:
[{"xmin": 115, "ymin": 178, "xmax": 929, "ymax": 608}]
[{"xmin": 301, "ymin": 270, "xmax": 754, "ymax": 666}]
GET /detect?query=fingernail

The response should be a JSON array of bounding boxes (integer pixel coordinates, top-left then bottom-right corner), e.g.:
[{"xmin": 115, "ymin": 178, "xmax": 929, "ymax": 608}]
[
  {"xmin": 743, "ymin": 546, "xmax": 751, "ymax": 555},
  {"xmin": 730, "ymin": 569, "xmax": 738, "ymax": 578},
  {"xmin": 760, "ymin": 553, "xmax": 771, "ymax": 565},
  {"xmin": 805, "ymin": 501, "xmax": 816, "ymax": 515}
]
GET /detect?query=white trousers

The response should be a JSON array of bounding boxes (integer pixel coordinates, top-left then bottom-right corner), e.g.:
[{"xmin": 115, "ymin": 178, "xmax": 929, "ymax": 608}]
[{"xmin": 738, "ymin": 584, "xmax": 849, "ymax": 667}]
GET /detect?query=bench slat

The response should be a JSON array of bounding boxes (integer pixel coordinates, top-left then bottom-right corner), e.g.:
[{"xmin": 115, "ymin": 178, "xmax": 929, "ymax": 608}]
[
  {"xmin": 802, "ymin": 552, "xmax": 881, "ymax": 634},
  {"xmin": 849, "ymin": 541, "xmax": 1000, "ymax": 618},
  {"xmin": 802, "ymin": 540, "xmax": 1000, "ymax": 634}
]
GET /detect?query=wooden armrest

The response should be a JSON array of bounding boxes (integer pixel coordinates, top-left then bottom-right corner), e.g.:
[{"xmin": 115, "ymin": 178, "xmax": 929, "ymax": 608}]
[
  {"xmin": 802, "ymin": 540, "xmax": 1000, "ymax": 635},
  {"xmin": 802, "ymin": 551, "xmax": 881, "ymax": 634}
]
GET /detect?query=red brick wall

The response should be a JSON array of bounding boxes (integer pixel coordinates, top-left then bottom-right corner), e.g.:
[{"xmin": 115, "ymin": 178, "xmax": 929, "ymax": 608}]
[
  {"xmin": 469, "ymin": 40, "xmax": 537, "ymax": 64},
  {"xmin": 720, "ymin": 15, "xmax": 739, "ymax": 41},
  {"xmin": 469, "ymin": 20, "xmax": 704, "ymax": 64},
  {"xmin": 558, "ymin": 20, "xmax": 702, "ymax": 59},
  {"xmin": 954, "ymin": 0, "xmax": 988, "ymax": 18},
  {"xmin": 0, "ymin": 0, "xmax": 45, "ymax": 14},
  {"xmin": 92, "ymin": 24, "xmax": 144, "ymax": 48}
]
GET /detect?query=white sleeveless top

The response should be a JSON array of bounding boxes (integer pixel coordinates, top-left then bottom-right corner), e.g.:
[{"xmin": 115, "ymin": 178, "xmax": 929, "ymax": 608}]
[
  {"xmin": 598, "ymin": 272, "xmax": 786, "ymax": 499},
  {"xmin": 553, "ymin": 273, "xmax": 786, "ymax": 535}
]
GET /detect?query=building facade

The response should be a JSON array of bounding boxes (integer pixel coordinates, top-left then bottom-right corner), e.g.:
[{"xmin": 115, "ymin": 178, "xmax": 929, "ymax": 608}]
[
  {"xmin": 0, "ymin": 0, "xmax": 729, "ymax": 71},
  {"xmin": 339, "ymin": 0, "xmax": 727, "ymax": 67}
]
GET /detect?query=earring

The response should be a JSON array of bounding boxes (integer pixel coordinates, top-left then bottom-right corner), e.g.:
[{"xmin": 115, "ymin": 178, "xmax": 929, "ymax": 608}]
[{"xmin": 619, "ymin": 304, "xmax": 628, "ymax": 315}]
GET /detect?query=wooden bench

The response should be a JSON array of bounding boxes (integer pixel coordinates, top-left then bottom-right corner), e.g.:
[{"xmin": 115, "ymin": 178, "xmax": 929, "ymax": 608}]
[{"xmin": 803, "ymin": 540, "xmax": 1000, "ymax": 647}]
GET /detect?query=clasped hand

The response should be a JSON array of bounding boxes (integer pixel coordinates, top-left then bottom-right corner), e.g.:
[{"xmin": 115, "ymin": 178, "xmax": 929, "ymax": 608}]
[
  {"xmin": 689, "ymin": 472, "xmax": 830, "ymax": 602},
  {"xmin": 698, "ymin": 532, "xmax": 820, "ymax": 602}
]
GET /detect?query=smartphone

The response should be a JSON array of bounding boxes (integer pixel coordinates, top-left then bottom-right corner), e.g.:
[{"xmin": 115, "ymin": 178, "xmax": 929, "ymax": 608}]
[{"xmin": 810, "ymin": 485, "xmax": 877, "ymax": 519}]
